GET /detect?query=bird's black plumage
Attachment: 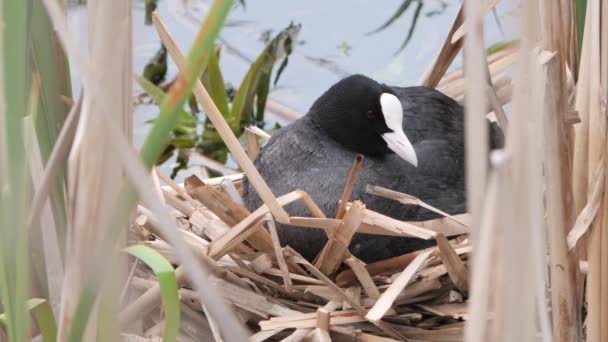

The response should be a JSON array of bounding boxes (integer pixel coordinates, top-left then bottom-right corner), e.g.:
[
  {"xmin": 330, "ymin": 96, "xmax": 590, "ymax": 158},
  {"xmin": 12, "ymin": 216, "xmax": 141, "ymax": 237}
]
[{"xmin": 242, "ymin": 74, "xmax": 503, "ymax": 263}]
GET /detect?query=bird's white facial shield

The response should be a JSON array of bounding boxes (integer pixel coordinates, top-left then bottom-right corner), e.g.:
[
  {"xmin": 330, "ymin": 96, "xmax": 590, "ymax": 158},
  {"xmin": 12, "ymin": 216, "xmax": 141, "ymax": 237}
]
[{"xmin": 379, "ymin": 93, "xmax": 418, "ymax": 167}]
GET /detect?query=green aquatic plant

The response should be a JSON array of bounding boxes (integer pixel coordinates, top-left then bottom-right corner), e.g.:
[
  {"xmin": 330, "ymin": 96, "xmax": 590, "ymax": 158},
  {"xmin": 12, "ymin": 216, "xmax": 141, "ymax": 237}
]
[{"xmin": 140, "ymin": 22, "xmax": 300, "ymax": 178}]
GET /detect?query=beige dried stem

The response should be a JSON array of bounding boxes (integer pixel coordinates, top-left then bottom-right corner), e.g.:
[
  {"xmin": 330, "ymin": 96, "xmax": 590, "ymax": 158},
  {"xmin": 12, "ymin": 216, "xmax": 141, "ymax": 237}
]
[
  {"xmin": 465, "ymin": 165, "xmax": 499, "ymax": 342},
  {"xmin": 419, "ymin": 2, "xmax": 464, "ymax": 88},
  {"xmin": 151, "ymin": 11, "xmax": 290, "ymax": 224},
  {"xmin": 539, "ymin": 0, "xmax": 583, "ymax": 341},
  {"xmin": 56, "ymin": 0, "xmax": 132, "ymax": 338},
  {"xmin": 462, "ymin": 0, "xmax": 488, "ymax": 242},
  {"xmin": 585, "ymin": 0, "xmax": 608, "ymax": 340}
]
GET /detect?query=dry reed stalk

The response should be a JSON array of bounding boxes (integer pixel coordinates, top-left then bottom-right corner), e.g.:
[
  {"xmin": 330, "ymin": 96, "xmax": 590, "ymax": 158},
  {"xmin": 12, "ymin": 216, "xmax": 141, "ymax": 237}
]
[
  {"xmin": 366, "ymin": 185, "xmax": 469, "ymax": 229},
  {"xmin": 465, "ymin": 167, "xmax": 499, "ymax": 342},
  {"xmin": 244, "ymin": 127, "xmax": 261, "ymax": 161},
  {"xmin": 56, "ymin": 0, "xmax": 132, "ymax": 338},
  {"xmin": 28, "ymin": 93, "xmax": 81, "ymax": 245},
  {"xmin": 585, "ymin": 0, "xmax": 608, "ymax": 340},
  {"xmin": 265, "ymin": 215, "xmax": 293, "ymax": 290},
  {"xmin": 480, "ymin": 1, "xmax": 552, "ymax": 340},
  {"xmin": 600, "ymin": 4, "xmax": 608, "ymax": 339},
  {"xmin": 151, "ymin": 11, "xmax": 290, "ymax": 224},
  {"xmin": 335, "ymin": 155, "xmax": 363, "ymax": 219},
  {"xmin": 567, "ymin": 161, "xmax": 605, "ymax": 249},
  {"xmin": 538, "ymin": 0, "xmax": 583, "ymax": 340},
  {"xmin": 435, "ymin": 234, "xmax": 468, "ymax": 295},
  {"xmin": 419, "ymin": 4, "xmax": 463, "ymax": 88},
  {"xmin": 451, "ymin": 0, "xmax": 501, "ymax": 44},
  {"xmin": 316, "ymin": 201, "xmax": 365, "ymax": 275},
  {"xmin": 366, "ymin": 251, "xmax": 432, "ymax": 323},
  {"xmin": 572, "ymin": 0, "xmax": 593, "ymax": 217},
  {"xmin": 344, "ymin": 257, "xmax": 381, "ymax": 301},
  {"xmin": 462, "ymin": 0, "xmax": 488, "ymax": 248}
]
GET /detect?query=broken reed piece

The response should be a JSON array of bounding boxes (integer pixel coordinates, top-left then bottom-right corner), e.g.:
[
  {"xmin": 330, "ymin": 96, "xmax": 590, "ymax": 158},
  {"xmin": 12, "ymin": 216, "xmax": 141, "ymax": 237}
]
[
  {"xmin": 244, "ymin": 126, "xmax": 261, "ymax": 161},
  {"xmin": 266, "ymin": 214, "xmax": 293, "ymax": 290},
  {"xmin": 365, "ymin": 250, "xmax": 433, "ymax": 323},
  {"xmin": 435, "ymin": 233, "xmax": 470, "ymax": 295},
  {"xmin": 315, "ymin": 201, "xmax": 365, "ymax": 275},
  {"xmin": 152, "ymin": 10, "xmax": 290, "ymax": 224},
  {"xmin": 344, "ymin": 257, "xmax": 381, "ymax": 300},
  {"xmin": 184, "ymin": 174, "xmax": 274, "ymax": 253},
  {"xmin": 336, "ymin": 154, "xmax": 364, "ymax": 219},
  {"xmin": 366, "ymin": 184, "xmax": 469, "ymax": 229}
]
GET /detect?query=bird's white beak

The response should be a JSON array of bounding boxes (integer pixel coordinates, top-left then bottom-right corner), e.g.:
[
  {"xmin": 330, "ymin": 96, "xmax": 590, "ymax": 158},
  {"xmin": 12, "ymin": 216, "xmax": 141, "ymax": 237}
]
[
  {"xmin": 382, "ymin": 130, "xmax": 418, "ymax": 167},
  {"xmin": 380, "ymin": 93, "xmax": 418, "ymax": 167}
]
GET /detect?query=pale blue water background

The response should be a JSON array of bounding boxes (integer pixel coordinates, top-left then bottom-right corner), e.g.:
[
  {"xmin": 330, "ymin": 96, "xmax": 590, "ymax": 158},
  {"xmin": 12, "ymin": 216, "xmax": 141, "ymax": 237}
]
[{"xmin": 67, "ymin": 0, "xmax": 518, "ymax": 181}]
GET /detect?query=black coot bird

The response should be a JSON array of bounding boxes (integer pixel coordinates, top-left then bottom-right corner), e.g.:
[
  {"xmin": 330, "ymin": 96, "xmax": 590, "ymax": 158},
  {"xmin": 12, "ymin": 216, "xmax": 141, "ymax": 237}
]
[{"xmin": 242, "ymin": 74, "xmax": 503, "ymax": 263}]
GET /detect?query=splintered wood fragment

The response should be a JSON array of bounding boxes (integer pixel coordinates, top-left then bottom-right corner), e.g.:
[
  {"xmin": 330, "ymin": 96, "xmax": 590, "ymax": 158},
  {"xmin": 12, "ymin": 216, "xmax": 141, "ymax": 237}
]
[
  {"xmin": 207, "ymin": 191, "xmax": 305, "ymax": 259},
  {"xmin": 365, "ymin": 251, "xmax": 432, "ymax": 323},
  {"xmin": 366, "ymin": 185, "xmax": 469, "ymax": 229},
  {"xmin": 336, "ymin": 155, "xmax": 364, "ymax": 219},
  {"xmin": 316, "ymin": 201, "xmax": 365, "ymax": 274},
  {"xmin": 152, "ymin": 11, "xmax": 290, "ymax": 223},
  {"xmin": 266, "ymin": 214, "xmax": 293, "ymax": 290},
  {"xmin": 283, "ymin": 247, "xmax": 406, "ymax": 340},
  {"xmin": 435, "ymin": 233, "xmax": 469, "ymax": 294},
  {"xmin": 244, "ymin": 127, "xmax": 261, "ymax": 161},
  {"xmin": 316, "ymin": 308, "xmax": 330, "ymax": 331},
  {"xmin": 344, "ymin": 257, "xmax": 381, "ymax": 300},
  {"xmin": 302, "ymin": 328, "xmax": 332, "ymax": 342},
  {"xmin": 185, "ymin": 174, "xmax": 274, "ymax": 252}
]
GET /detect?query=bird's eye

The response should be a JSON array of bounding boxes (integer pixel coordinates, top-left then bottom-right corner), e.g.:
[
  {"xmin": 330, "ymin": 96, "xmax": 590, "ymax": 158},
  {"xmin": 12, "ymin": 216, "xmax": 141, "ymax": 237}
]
[{"xmin": 366, "ymin": 110, "xmax": 375, "ymax": 119}]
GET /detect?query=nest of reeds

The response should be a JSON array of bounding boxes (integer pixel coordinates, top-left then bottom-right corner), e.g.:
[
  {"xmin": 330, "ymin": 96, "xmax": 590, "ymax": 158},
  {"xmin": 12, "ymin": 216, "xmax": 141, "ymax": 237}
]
[{"xmin": 125, "ymin": 159, "xmax": 473, "ymax": 342}]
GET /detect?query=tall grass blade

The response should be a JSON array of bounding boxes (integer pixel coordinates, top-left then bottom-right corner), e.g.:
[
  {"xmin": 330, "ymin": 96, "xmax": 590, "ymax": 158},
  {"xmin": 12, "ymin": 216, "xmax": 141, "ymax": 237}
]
[
  {"xmin": 0, "ymin": 0, "xmax": 32, "ymax": 340},
  {"xmin": 125, "ymin": 245, "xmax": 180, "ymax": 342}
]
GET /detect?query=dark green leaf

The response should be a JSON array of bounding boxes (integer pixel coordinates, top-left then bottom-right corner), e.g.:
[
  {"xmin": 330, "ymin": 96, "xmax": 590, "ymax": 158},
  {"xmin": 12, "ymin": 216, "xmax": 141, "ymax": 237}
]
[
  {"xmin": 126, "ymin": 246, "xmax": 180, "ymax": 342},
  {"xmin": 202, "ymin": 46, "xmax": 229, "ymax": 116},
  {"xmin": 366, "ymin": 0, "xmax": 415, "ymax": 35},
  {"xmin": 395, "ymin": 0, "xmax": 424, "ymax": 53}
]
